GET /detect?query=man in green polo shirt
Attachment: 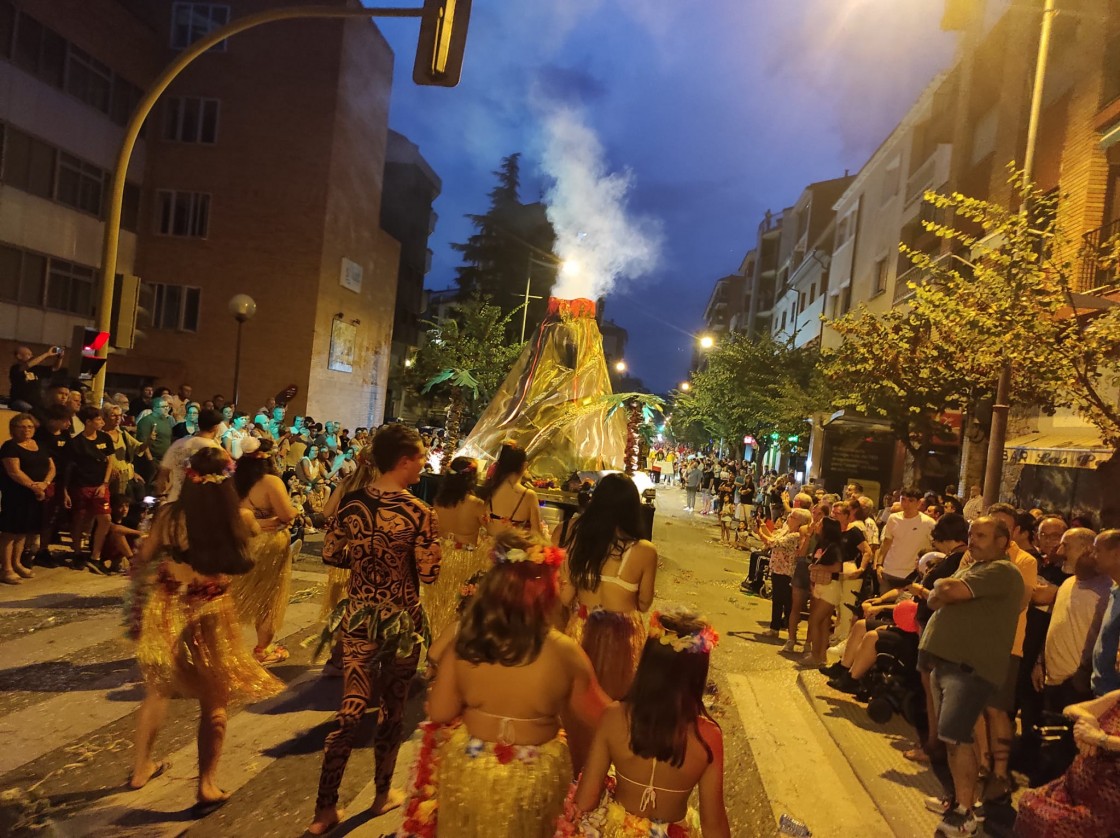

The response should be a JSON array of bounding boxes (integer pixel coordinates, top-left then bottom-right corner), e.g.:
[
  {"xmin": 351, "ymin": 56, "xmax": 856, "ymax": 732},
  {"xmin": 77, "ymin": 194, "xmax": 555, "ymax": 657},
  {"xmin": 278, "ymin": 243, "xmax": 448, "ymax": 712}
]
[{"xmin": 918, "ymin": 515, "xmax": 1024, "ymax": 836}]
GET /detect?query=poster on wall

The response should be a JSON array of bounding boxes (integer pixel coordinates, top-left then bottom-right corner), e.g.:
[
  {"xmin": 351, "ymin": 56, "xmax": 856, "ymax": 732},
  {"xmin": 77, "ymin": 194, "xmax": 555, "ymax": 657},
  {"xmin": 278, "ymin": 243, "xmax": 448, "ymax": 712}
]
[{"xmin": 328, "ymin": 319, "xmax": 356, "ymax": 373}]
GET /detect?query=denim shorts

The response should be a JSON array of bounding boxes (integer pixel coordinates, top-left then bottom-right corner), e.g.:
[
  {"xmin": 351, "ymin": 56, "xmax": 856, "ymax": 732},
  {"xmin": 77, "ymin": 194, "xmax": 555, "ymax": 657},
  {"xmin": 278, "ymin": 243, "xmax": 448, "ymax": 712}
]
[
  {"xmin": 929, "ymin": 658, "xmax": 997, "ymax": 744},
  {"xmin": 792, "ymin": 557, "xmax": 811, "ymax": 591}
]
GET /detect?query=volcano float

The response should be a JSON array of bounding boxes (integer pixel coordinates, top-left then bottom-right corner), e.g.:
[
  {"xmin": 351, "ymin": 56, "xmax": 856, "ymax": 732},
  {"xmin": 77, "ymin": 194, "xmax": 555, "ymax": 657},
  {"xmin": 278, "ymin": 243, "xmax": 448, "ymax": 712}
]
[{"xmin": 457, "ymin": 297, "xmax": 626, "ymax": 478}]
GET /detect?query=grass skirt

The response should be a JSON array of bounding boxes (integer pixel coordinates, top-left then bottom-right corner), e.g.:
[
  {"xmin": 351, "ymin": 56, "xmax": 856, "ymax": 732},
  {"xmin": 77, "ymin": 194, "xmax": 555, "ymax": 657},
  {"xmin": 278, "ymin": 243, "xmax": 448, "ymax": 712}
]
[
  {"xmin": 230, "ymin": 530, "xmax": 292, "ymax": 638},
  {"xmin": 421, "ymin": 538, "xmax": 491, "ymax": 638},
  {"xmin": 137, "ymin": 567, "xmax": 284, "ymax": 704},
  {"xmin": 568, "ymin": 607, "xmax": 646, "ymax": 700},
  {"xmin": 432, "ymin": 722, "xmax": 571, "ymax": 837},
  {"xmin": 319, "ymin": 566, "xmax": 351, "ymax": 620},
  {"xmin": 557, "ymin": 777, "xmax": 699, "ymax": 837}
]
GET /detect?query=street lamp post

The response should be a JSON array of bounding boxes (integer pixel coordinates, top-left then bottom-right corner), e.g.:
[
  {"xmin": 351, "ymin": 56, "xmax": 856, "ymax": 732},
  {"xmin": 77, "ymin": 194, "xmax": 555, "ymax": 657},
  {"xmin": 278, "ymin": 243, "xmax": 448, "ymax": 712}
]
[
  {"xmin": 981, "ymin": 0, "xmax": 1056, "ymax": 508},
  {"xmin": 228, "ymin": 294, "xmax": 257, "ymax": 407},
  {"xmin": 89, "ymin": 5, "xmax": 430, "ymax": 406}
]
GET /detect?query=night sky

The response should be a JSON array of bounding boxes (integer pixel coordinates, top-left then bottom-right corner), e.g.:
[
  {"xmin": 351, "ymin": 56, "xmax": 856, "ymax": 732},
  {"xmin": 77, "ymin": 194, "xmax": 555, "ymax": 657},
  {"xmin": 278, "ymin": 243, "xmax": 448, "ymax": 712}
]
[{"xmin": 373, "ymin": 0, "xmax": 957, "ymax": 393}]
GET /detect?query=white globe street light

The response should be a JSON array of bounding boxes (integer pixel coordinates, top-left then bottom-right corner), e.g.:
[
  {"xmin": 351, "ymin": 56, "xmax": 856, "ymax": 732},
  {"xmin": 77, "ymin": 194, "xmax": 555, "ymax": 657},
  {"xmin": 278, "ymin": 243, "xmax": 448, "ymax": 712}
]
[
  {"xmin": 698, "ymin": 334, "xmax": 715, "ymax": 350},
  {"xmin": 614, "ymin": 360, "xmax": 627, "ymax": 373}
]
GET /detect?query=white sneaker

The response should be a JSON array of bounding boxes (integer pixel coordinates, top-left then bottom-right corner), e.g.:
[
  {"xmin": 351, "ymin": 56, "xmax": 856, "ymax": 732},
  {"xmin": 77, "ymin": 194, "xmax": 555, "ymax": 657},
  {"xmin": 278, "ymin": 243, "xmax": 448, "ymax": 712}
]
[
  {"xmin": 781, "ymin": 640, "xmax": 797, "ymax": 652},
  {"xmin": 762, "ymin": 629, "xmax": 779, "ymax": 638}
]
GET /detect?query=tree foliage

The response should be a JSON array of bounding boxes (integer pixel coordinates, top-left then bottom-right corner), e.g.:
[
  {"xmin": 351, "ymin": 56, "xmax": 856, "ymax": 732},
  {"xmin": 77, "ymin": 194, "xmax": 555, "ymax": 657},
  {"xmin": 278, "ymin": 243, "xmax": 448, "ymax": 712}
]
[
  {"xmin": 824, "ymin": 169, "xmax": 1120, "ymax": 465},
  {"xmin": 452, "ymin": 153, "xmax": 558, "ymax": 340},
  {"xmin": 404, "ymin": 295, "xmax": 525, "ymax": 444},
  {"xmin": 673, "ymin": 334, "xmax": 829, "ymax": 455}
]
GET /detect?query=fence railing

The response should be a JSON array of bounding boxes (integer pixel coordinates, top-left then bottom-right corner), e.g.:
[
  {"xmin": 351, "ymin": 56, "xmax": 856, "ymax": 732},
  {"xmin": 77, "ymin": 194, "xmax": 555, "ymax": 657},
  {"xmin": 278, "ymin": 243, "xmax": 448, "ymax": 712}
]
[{"xmin": 1081, "ymin": 217, "xmax": 1120, "ymax": 290}]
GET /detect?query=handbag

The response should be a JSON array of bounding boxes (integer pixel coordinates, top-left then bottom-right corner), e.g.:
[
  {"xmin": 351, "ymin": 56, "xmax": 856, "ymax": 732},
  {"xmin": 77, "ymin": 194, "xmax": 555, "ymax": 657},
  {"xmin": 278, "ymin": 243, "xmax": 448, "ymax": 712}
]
[{"xmin": 809, "ymin": 561, "xmax": 837, "ymax": 586}]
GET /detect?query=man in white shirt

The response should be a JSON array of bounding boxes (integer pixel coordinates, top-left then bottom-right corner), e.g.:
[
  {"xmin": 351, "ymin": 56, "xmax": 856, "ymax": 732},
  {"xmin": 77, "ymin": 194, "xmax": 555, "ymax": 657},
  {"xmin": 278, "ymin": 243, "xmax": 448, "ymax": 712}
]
[
  {"xmin": 165, "ymin": 383, "xmax": 193, "ymax": 424},
  {"xmin": 962, "ymin": 484, "xmax": 984, "ymax": 521},
  {"xmin": 155, "ymin": 408, "xmax": 223, "ymax": 502},
  {"xmin": 1034, "ymin": 529, "xmax": 1111, "ymax": 709},
  {"xmin": 877, "ymin": 487, "xmax": 935, "ymax": 589}
]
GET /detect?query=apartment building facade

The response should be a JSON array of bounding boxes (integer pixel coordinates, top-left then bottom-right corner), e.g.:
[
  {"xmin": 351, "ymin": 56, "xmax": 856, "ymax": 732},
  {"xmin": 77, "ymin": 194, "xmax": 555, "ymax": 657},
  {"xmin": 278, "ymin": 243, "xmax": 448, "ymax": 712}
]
[{"xmin": 2, "ymin": 0, "xmax": 408, "ymax": 428}]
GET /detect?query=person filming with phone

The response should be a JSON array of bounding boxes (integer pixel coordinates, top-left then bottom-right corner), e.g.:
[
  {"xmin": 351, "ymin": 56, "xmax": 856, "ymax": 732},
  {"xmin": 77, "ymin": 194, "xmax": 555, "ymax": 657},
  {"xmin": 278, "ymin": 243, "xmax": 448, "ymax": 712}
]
[{"xmin": 8, "ymin": 345, "xmax": 64, "ymax": 412}]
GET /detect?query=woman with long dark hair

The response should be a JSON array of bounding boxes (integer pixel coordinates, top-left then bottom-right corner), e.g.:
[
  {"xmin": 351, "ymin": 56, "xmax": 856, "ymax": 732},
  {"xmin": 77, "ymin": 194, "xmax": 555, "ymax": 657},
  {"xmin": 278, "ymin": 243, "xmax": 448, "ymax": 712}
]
[
  {"xmin": 423, "ymin": 456, "xmax": 490, "ymax": 637},
  {"xmin": 564, "ymin": 606, "xmax": 730, "ymax": 837},
  {"xmin": 480, "ymin": 441, "xmax": 541, "ymax": 537},
  {"xmin": 561, "ymin": 473, "xmax": 657, "ymax": 701},
  {"xmin": 230, "ymin": 437, "xmax": 298, "ymax": 665},
  {"xmin": 805, "ymin": 516, "xmax": 845, "ymax": 664},
  {"xmin": 129, "ymin": 446, "xmax": 282, "ymax": 809},
  {"xmin": 404, "ymin": 531, "xmax": 606, "ymax": 837}
]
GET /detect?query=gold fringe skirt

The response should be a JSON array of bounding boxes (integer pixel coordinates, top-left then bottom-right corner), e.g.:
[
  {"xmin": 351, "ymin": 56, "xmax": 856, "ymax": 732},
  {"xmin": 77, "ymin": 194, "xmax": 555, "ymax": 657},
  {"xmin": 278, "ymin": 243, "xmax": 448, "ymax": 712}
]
[
  {"xmin": 434, "ymin": 723, "xmax": 571, "ymax": 838},
  {"xmin": 230, "ymin": 529, "xmax": 293, "ymax": 638},
  {"xmin": 568, "ymin": 608, "xmax": 646, "ymax": 701},
  {"xmin": 558, "ymin": 779, "xmax": 699, "ymax": 837},
  {"xmin": 137, "ymin": 574, "xmax": 284, "ymax": 704},
  {"xmin": 421, "ymin": 539, "xmax": 491, "ymax": 638},
  {"xmin": 319, "ymin": 566, "xmax": 352, "ymax": 619}
]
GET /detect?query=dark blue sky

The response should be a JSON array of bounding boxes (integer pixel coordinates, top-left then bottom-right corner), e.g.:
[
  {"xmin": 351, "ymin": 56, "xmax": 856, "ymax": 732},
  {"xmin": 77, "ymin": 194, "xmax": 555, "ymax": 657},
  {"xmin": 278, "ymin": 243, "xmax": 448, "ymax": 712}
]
[{"xmin": 374, "ymin": 1, "xmax": 957, "ymax": 392}]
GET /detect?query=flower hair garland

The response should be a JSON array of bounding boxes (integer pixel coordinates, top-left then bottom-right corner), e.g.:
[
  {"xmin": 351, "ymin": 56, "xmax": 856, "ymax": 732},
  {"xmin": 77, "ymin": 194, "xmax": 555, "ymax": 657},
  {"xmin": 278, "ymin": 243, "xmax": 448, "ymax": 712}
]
[
  {"xmin": 493, "ymin": 543, "xmax": 565, "ymax": 568},
  {"xmin": 185, "ymin": 465, "xmax": 234, "ymax": 485},
  {"xmin": 649, "ymin": 611, "xmax": 719, "ymax": 654}
]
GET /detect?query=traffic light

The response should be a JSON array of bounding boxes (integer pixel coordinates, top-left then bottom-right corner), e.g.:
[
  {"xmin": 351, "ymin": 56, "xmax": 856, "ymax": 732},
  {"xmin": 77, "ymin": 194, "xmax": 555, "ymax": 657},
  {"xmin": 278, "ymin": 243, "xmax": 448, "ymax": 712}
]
[
  {"xmin": 110, "ymin": 274, "xmax": 142, "ymax": 349},
  {"xmin": 413, "ymin": 0, "xmax": 472, "ymax": 87},
  {"xmin": 68, "ymin": 325, "xmax": 109, "ymax": 381}
]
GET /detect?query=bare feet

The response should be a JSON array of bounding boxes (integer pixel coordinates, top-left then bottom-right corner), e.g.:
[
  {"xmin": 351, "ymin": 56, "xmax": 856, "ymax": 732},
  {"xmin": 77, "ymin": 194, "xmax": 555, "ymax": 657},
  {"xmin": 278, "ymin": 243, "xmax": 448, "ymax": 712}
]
[
  {"xmin": 197, "ymin": 780, "xmax": 231, "ymax": 806},
  {"xmin": 128, "ymin": 759, "xmax": 170, "ymax": 790},
  {"xmin": 308, "ymin": 806, "xmax": 343, "ymax": 835},
  {"xmin": 370, "ymin": 787, "xmax": 405, "ymax": 816}
]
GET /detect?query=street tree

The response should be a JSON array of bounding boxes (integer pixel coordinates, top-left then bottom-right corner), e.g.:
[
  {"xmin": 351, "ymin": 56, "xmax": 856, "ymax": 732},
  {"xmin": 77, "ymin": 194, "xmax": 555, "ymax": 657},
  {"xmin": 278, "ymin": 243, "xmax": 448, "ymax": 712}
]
[
  {"xmin": 673, "ymin": 334, "xmax": 829, "ymax": 459},
  {"xmin": 404, "ymin": 294, "xmax": 525, "ymax": 452},
  {"xmin": 452, "ymin": 153, "xmax": 557, "ymax": 340}
]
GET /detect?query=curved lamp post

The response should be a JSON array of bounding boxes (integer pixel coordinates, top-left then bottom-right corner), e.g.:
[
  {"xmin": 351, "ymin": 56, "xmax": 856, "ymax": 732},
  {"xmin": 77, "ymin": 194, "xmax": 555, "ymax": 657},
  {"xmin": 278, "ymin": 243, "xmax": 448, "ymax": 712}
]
[{"xmin": 228, "ymin": 294, "xmax": 257, "ymax": 407}]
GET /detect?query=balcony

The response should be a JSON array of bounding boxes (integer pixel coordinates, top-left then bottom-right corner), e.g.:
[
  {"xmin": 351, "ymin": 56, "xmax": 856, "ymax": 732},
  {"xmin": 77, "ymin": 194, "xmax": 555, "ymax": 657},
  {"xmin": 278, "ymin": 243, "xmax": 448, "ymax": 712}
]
[
  {"xmin": 893, "ymin": 263, "xmax": 929, "ymax": 305},
  {"xmin": 1081, "ymin": 218, "xmax": 1120, "ymax": 290},
  {"xmin": 904, "ymin": 144, "xmax": 952, "ymax": 209}
]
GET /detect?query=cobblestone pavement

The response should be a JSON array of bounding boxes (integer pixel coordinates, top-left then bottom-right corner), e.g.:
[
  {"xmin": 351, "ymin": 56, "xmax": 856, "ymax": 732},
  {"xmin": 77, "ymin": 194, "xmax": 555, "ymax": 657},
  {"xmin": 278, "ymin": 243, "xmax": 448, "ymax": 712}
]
[{"xmin": 0, "ymin": 482, "xmax": 980, "ymax": 837}]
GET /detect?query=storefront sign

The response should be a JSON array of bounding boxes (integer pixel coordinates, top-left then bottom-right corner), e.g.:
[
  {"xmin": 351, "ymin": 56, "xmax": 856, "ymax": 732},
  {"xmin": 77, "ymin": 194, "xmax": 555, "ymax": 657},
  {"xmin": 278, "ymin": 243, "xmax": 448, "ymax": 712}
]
[{"xmin": 1004, "ymin": 446, "xmax": 1109, "ymax": 470}]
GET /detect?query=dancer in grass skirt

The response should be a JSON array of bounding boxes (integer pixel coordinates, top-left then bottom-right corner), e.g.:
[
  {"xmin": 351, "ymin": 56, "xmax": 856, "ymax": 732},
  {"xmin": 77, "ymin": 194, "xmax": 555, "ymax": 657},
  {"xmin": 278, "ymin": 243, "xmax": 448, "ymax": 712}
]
[
  {"xmin": 423, "ymin": 457, "xmax": 491, "ymax": 638},
  {"xmin": 558, "ymin": 608, "xmax": 729, "ymax": 838},
  {"xmin": 229, "ymin": 438, "xmax": 299, "ymax": 664},
  {"xmin": 130, "ymin": 447, "xmax": 283, "ymax": 811}
]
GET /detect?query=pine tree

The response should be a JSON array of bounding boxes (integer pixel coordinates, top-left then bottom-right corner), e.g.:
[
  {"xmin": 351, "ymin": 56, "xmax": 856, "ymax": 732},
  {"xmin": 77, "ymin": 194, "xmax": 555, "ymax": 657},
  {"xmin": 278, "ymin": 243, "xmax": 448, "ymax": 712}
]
[{"xmin": 452, "ymin": 153, "xmax": 557, "ymax": 341}]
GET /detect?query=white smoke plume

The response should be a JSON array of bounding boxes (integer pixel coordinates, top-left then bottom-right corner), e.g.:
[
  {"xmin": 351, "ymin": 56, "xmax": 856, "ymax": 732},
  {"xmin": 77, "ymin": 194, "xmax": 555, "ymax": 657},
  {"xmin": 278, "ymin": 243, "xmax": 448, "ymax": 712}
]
[{"xmin": 539, "ymin": 106, "xmax": 662, "ymax": 300}]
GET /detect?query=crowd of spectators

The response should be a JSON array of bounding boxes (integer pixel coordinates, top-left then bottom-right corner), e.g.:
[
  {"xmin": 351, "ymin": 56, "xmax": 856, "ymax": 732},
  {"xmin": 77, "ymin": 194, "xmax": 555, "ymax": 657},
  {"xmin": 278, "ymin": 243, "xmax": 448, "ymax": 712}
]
[
  {"xmin": 1, "ymin": 345, "xmax": 379, "ymax": 582},
  {"xmin": 710, "ymin": 461, "xmax": 1119, "ymax": 837}
]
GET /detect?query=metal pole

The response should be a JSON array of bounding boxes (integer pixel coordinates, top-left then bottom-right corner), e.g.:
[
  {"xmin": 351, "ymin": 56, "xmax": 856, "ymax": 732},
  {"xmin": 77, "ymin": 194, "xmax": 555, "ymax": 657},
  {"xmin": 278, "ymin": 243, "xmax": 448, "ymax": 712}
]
[
  {"xmin": 233, "ymin": 319, "xmax": 244, "ymax": 407},
  {"xmin": 90, "ymin": 5, "xmax": 423, "ymax": 406},
  {"xmin": 981, "ymin": 0, "xmax": 1055, "ymax": 508},
  {"xmin": 520, "ymin": 265, "xmax": 531, "ymax": 343}
]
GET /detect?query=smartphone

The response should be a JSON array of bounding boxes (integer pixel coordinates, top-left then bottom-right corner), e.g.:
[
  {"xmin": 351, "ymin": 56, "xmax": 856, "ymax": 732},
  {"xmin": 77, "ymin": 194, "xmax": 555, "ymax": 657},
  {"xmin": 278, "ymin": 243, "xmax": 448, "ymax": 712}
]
[
  {"xmin": 51, "ymin": 346, "xmax": 62, "ymax": 354},
  {"xmin": 142, "ymin": 495, "xmax": 157, "ymax": 506}
]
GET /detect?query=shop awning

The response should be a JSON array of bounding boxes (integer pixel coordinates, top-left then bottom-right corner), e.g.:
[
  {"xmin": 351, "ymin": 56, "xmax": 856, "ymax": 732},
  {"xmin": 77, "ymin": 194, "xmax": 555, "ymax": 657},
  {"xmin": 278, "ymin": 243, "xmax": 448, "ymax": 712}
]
[{"xmin": 1003, "ymin": 430, "xmax": 1115, "ymax": 470}]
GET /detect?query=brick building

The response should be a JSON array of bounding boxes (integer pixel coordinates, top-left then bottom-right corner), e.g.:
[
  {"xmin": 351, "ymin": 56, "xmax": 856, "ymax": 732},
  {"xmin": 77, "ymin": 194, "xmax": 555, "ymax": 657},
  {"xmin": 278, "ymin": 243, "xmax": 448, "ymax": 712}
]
[{"xmin": 1, "ymin": 0, "xmax": 408, "ymax": 427}]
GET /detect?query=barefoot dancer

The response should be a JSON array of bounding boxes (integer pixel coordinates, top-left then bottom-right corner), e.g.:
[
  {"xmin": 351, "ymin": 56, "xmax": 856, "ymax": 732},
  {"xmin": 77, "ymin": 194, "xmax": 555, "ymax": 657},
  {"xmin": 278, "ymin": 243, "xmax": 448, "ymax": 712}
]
[
  {"xmin": 309, "ymin": 425, "xmax": 441, "ymax": 835},
  {"xmin": 130, "ymin": 447, "xmax": 282, "ymax": 809}
]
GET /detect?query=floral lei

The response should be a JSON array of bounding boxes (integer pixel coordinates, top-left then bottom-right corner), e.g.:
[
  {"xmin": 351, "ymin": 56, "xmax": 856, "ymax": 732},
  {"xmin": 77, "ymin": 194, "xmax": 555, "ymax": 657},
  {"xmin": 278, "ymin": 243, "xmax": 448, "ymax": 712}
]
[
  {"xmin": 648, "ymin": 611, "xmax": 719, "ymax": 654},
  {"xmin": 493, "ymin": 543, "xmax": 565, "ymax": 568}
]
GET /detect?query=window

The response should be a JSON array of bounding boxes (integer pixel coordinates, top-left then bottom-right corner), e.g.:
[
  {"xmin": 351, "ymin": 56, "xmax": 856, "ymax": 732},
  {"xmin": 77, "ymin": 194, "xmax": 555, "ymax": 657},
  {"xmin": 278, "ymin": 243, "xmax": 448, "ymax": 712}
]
[
  {"xmin": 65, "ymin": 44, "xmax": 112, "ymax": 113},
  {"xmin": 122, "ymin": 183, "xmax": 141, "ymax": 233},
  {"xmin": 156, "ymin": 190, "xmax": 210, "ymax": 237},
  {"xmin": 148, "ymin": 282, "xmax": 201, "ymax": 332},
  {"xmin": 56, "ymin": 152, "xmax": 104, "ymax": 215},
  {"xmin": 881, "ymin": 159, "xmax": 901, "ymax": 205},
  {"xmin": 841, "ymin": 285, "xmax": 853, "ymax": 315},
  {"xmin": 809, "ymin": 283, "xmax": 816, "ymax": 304},
  {"xmin": 45, "ymin": 258, "xmax": 94, "ymax": 315},
  {"xmin": 874, "ymin": 258, "xmax": 889, "ymax": 295},
  {"xmin": 0, "ymin": 1, "xmax": 15, "ymax": 59},
  {"xmin": 2, "ymin": 126, "xmax": 56, "ymax": 198},
  {"xmin": 12, "ymin": 12, "xmax": 66, "ymax": 87},
  {"xmin": 0, "ymin": 243, "xmax": 19, "ymax": 301},
  {"xmin": 163, "ymin": 97, "xmax": 220, "ymax": 143},
  {"xmin": 171, "ymin": 3, "xmax": 230, "ymax": 50},
  {"xmin": 799, "ymin": 291, "xmax": 806, "ymax": 312},
  {"xmin": 0, "ymin": 245, "xmax": 47, "ymax": 307}
]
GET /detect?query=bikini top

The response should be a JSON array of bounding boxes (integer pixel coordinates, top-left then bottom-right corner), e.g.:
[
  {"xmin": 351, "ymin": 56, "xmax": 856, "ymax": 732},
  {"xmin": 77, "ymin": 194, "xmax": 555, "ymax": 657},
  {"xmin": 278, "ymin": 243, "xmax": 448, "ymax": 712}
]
[
  {"xmin": 466, "ymin": 707, "xmax": 558, "ymax": 746},
  {"xmin": 600, "ymin": 542, "xmax": 640, "ymax": 593},
  {"xmin": 488, "ymin": 490, "xmax": 531, "ymax": 529},
  {"xmin": 616, "ymin": 760, "xmax": 693, "ymax": 812}
]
